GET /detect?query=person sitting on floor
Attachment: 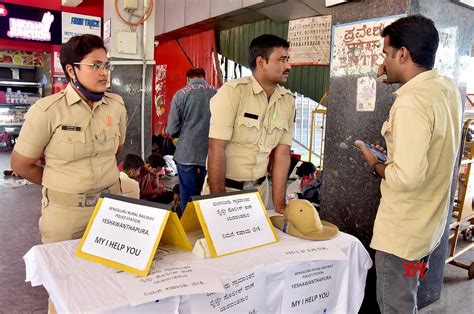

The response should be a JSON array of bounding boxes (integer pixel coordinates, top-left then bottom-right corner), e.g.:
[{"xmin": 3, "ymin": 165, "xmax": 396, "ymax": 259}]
[
  {"xmin": 119, "ymin": 154, "xmax": 143, "ymax": 199},
  {"xmin": 287, "ymin": 161, "xmax": 322, "ymax": 206},
  {"xmin": 137, "ymin": 153, "xmax": 175, "ymax": 204}
]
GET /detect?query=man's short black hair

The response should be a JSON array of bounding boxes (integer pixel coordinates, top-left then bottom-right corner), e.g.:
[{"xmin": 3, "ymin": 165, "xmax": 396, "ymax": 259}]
[
  {"xmin": 248, "ymin": 34, "xmax": 290, "ymax": 71},
  {"xmin": 295, "ymin": 161, "xmax": 317, "ymax": 178},
  {"xmin": 123, "ymin": 154, "xmax": 144, "ymax": 171},
  {"xmin": 59, "ymin": 34, "xmax": 107, "ymax": 82},
  {"xmin": 382, "ymin": 14, "xmax": 439, "ymax": 69},
  {"xmin": 186, "ymin": 67, "xmax": 205, "ymax": 79},
  {"xmin": 146, "ymin": 153, "xmax": 166, "ymax": 168}
]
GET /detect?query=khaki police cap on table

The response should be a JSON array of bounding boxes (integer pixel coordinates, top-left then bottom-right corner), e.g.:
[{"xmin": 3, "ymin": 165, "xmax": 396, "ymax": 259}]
[{"xmin": 270, "ymin": 199, "xmax": 339, "ymax": 241}]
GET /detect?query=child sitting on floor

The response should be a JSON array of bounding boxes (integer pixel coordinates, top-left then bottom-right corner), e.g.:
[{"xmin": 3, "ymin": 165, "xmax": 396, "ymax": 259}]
[
  {"xmin": 137, "ymin": 154, "xmax": 175, "ymax": 204},
  {"xmin": 119, "ymin": 154, "xmax": 143, "ymax": 199}
]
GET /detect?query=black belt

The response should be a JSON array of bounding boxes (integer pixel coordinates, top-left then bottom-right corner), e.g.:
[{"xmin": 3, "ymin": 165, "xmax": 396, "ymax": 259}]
[{"xmin": 225, "ymin": 176, "xmax": 266, "ymax": 190}]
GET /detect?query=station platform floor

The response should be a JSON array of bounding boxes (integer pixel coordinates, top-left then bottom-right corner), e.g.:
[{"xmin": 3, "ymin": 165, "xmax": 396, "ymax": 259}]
[{"xmin": 0, "ymin": 151, "xmax": 472, "ymax": 313}]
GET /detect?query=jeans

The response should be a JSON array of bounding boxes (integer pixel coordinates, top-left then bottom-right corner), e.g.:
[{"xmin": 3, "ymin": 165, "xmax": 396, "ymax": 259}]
[
  {"xmin": 176, "ymin": 163, "xmax": 206, "ymax": 217},
  {"xmin": 375, "ymin": 250, "xmax": 430, "ymax": 314}
]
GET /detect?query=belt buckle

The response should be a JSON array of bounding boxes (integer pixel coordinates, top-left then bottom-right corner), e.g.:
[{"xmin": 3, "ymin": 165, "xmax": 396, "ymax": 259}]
[
  {"xmin": 243, "ymin": 180, "xmax": 257, "ymax": 189},
  {"xmin": 81, "ymin": 194, "xmax": 99, "ymax": 207}
]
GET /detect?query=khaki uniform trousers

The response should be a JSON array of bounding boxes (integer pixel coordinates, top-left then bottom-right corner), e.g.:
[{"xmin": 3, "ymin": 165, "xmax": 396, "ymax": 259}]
[
  {"xmin": 201, "ymin": 178, "xmax": 270, "ymax": 209},
  {"xmin": 39, "ymin": 181, "xmax": 121, "ymax": 244},
  {"xmin": 44, "ymin": 181, "xmax": 120, "ymax": 314}
]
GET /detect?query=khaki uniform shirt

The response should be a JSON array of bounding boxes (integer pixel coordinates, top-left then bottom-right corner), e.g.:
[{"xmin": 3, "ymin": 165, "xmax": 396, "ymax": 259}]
[
  {"xmin": 119, "ymin": 171, "xmax": 140, "ymax": 199},
  {"xmin": 371, "ymin": 70, "xmax": 462, "ymax": 260},
  {"xmin": 15, "ymin": 84, "xmax": 127, "ymax": 193},
  {"xmin": 209, "ymin": 75, "xmax": 295, "ymax": 181}
]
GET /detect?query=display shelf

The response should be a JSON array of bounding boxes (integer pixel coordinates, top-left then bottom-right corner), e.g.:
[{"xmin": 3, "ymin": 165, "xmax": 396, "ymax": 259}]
[
  {"xmin": 0, "ymin": 103, "xmax": 30, "ymax": 107},
  {"xmin": 0, "ymin": 64, "xmax": 36, "ymax": 69},
  {"xmin": 0, "ymin": 80, "xmax": 41, "ymax": 88},
  {"xmin": 0, "ymin": 123, "xmax": 23, "ymax": 126},
  {"xmin": 0, "ymin": 76, "xmax": 41, "ymax": 132}
]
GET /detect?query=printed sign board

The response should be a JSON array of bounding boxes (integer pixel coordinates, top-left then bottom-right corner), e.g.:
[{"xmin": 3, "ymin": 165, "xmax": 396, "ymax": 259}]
[
  {"xmin": 76, "ymin": 194, "xmax": 192, "ymax": 276},
  {"xmin": 181, "ymin": 190, "xmax": 278, "ymax": 257},
  {"xmin": 62, "ymin": 12, "xmax": 101, "ymax": 43}
]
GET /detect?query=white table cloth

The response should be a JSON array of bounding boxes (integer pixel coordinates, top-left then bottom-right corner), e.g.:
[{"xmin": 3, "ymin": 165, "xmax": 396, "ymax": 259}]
[{"xmin": 24, "ymin": 230, "xmax": 372, "ymax": 313}]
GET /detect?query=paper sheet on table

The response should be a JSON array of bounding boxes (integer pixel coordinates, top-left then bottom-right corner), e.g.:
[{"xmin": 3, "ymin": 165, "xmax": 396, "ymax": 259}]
[
  {"xmin": 265, "ymin": 230, "xmax": 347, "ymax": 262},
  {"xmin": 24, "ymin": 240, "xmax": 181, "ymax": 313},
  {"xmin": 182, "ymin": 265, "xmax": 266, "ymax": 313},
  {"xmin": 116, "ymin": 246, "xmax": 227, "ymax": 306}
]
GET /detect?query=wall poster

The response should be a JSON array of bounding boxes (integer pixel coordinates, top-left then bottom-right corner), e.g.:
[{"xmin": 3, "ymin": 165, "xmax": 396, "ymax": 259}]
[
  {"xmin": 330, "ymin": 14, "xmax": 405, "ymax": 77},
  {"xmin": 153, "ymin": 65, "xmax": 168, "ymax": 135},
  {"xmin": 288, "ymin": 15, "xmax": 332, "ymax": 65},
  {"xmin": 434, "ymin": 27, "xmax": 458, "ymax": 79}
]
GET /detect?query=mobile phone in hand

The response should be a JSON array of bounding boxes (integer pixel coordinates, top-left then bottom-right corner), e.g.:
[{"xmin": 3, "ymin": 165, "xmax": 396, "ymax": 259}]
[{"xmin": 356, "ymin": 141, "xmax": 387, "ymax": 163}]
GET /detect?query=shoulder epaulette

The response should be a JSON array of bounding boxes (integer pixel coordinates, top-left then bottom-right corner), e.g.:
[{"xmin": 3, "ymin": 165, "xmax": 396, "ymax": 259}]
[
  {"xmin": 104, "ymin": 92, "xmax": 125, "ymax": 106},
  {"xmin": 35, "ymin": 91, "xmax": 66, "ymax": 111},
  {"xmin": 278, "ymin": 85, "xmax": 295, "ymax": 98},
  {"xmin": 226, "ymin": 76, "xmax": 252, "ymax": 88}
]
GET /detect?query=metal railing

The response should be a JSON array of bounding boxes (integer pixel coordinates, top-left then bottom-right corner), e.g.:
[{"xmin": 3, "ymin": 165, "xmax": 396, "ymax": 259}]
[
  {"xmin": 292, "ymin": 92, "xmax": 327, "ymax": 168},
  {"xmin": 309, "ymin": 107, "xmax": 327, "ymax": 169}
]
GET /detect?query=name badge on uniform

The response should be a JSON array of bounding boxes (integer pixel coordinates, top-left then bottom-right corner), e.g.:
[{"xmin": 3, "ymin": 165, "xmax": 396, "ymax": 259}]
[
  {"xmin": 61, "ymin": 125, "xmax": 82, "ymax": 131},
  {"xmin": 244, "ymin": 112, "xmax": 259, "ymax": 120}
]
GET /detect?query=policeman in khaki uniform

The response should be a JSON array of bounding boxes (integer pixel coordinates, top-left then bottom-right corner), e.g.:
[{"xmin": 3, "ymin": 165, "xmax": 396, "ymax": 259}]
[
  {"xmin": 12, "ymin": 34, "xmax": 126, "ymax": 244},
  {"xmin": 205, "ymin": 34, "xmax": 295, "ymax": 213}
]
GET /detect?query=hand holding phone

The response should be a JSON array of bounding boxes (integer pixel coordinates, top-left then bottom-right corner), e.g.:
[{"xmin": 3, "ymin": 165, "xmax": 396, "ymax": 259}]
[{"xmin": 355, "ymin": 141, "xmax": 387, "ymax": 163}]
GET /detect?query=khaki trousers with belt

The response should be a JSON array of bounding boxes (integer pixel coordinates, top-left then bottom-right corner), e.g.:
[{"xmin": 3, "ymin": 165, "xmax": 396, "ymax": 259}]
[
  {"xmin": 43, "ymin": 181, "xmax": 121, "ymax": 314},
  {"xmin": 39, "ymin": 181, "xmax": 121, "ymax": 244}
]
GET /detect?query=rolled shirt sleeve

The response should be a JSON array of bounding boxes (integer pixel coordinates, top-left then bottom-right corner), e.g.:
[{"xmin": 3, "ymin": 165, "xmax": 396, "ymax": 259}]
[
  {"xmin": 384, "ymin": 97, "xmax": 432, "ymax": 192},
  {"xmin": 209, "ymin": 85, "xmax": 238, "ymax": 141},
  {"xmin": 14, "ymin": 104, "xmax": 51, "ymax": 159},
  {"xmin": 279, "ymin": 105, "xmax": 296, "ymax": 146}
]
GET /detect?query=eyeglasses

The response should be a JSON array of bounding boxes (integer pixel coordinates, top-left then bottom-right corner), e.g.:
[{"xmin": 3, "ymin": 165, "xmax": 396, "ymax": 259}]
[{"xmin": 73, "ymin": 62, "xmax": 114, "ymax": 71}]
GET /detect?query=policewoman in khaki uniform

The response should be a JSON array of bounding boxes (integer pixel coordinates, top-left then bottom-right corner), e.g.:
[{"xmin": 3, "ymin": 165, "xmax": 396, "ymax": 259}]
[
  {"xmin": 11, "ymin": 34, "xmax": 126, "ymax": 244},
  {"xmin": 205, "ymin": 34, "xmax": 295, "ymax": 214}
]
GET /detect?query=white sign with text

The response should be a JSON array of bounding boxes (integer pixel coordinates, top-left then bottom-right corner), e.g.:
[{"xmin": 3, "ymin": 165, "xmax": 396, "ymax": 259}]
[
  {"xmin": 197, "ymin": 192, "xmax": 277, "ymax": 256},
  {"xmin": 266, "ymin": 233, "xmax": 347, "ymax": 263},
  {"xmin": 184, "ymin": 265, "xmax": 266, "ymax": 313},
  {"xmin": 330, "ymin": 15, "xmax": 405, "ymax": 77},
  {"xmin": 80, "ymin": 197, "xmax": 168, "ymax": 271},
  {"xmin": 61, "ymin": 12, "xmax": 101, "ymax": 43},
  {"xmin": 281, "ymin": 261, "xmax": 342, "ymax": 313}
]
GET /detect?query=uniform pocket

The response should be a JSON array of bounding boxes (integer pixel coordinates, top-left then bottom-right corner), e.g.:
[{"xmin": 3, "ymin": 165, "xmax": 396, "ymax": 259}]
[
  {"xmin": 234, "ymin": 116, "xmax": 260, "ymax": 144},
  {"xmin": 266, "ymin": 119, "xmax": 289, "ymax": 148},
  {"xmin": 51, "ymin": 129, "xmax": 86, "ymax": 161},
  {"xmin": 96, "ymin": 125, "xmax": 120, "ymax": 155}
]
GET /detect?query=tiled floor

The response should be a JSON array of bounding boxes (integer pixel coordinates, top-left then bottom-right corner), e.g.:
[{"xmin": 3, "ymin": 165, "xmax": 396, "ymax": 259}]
[
  {"xmin": 0, "ymin": 151, "xmax": 48, "ymax": 312},
  {"xmin": 0, "ymin": 151, "xmax": 472, "ymax": 313}
]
